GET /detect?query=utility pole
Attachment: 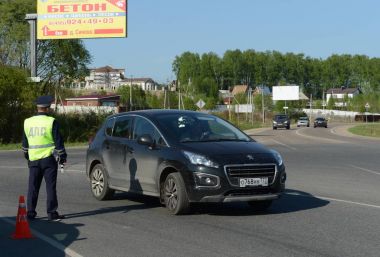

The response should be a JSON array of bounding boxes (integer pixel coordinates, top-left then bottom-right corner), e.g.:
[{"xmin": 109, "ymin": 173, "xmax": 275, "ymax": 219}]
[
  {"xmin": 25, "ymin": 14, "xmax": 38, "ymax": 79},
  {"xmin": 310, "ymin": 93, "xmax": 313, "ymax": 121},
  {"xmin": 261, "ymin": 85, "xmax": 265, "ymax": 123}
]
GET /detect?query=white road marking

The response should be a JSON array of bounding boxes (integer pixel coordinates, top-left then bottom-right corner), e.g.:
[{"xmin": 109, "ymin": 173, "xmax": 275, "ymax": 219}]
[
  {"xmin": 0, "ymin": 216, "xmax": 83, "ymax": 257},
  {"xmin": 285, "ymin": 192, "xmax": 380, "ymax": 209},
  {"xmin": 295, "ymin": 128, "xmax": 347, "ymax": 144},
  {"xmin": 270, "ymin": 139, "xmax": 297, "ymax": 151},
  {"xmin": 348, "ymin": 164, "xmax": 380, "ymax": 176}
]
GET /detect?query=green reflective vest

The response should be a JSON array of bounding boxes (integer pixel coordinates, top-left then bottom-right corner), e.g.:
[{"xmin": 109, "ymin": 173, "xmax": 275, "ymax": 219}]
[{"xmin": 24, "ymin": 115, "xmax": 55, "ymax": 161}]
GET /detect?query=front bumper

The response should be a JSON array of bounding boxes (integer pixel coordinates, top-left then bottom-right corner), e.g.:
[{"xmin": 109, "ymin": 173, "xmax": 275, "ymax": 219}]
[
  {"xmin": 273, "ymin": 122, "xmax": 289, "ymax": 128},
  {"xmin": 200, "ymin": 193, "xmax": 280, "ymax": 203},
  {"xmin": 182, "ymin": 164, "xmax": 286, "ymax": 203}
]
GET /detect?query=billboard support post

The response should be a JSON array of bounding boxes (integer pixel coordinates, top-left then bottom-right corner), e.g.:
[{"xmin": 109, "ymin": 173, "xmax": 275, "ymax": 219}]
[{"xmin": 25, "ymin": 14, "xmax": 37, "ymax": 78}]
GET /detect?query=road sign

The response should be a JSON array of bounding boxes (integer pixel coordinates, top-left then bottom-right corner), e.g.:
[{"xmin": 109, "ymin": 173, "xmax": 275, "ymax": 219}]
[
  {"xmin": 196, "ymin": 99, "xmax": 205, "ymax": 109},
  {"xmin": 37, "ymin": 0, "xmax": 127, "ymax": 39}
]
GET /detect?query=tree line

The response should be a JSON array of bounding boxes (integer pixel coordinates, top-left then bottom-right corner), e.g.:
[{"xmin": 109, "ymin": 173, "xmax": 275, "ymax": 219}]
[{"xmin": 172, "ymin": 50, "xmax": 380, "ymax": 99}]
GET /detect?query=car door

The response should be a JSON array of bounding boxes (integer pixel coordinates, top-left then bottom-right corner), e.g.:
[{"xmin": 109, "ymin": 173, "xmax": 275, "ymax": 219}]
[
  {"xmin": 128, "ymin": 116, "xmax": 167, "ymax": 194},
  {"xmin": 102, "ymin": 115, "xmax": 134, "ymax": 188}
]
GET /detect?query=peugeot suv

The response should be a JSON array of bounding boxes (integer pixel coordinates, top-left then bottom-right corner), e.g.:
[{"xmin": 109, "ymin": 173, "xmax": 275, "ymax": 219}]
[
  {"xmin": 86, "ymin": 110, "xmax": 286, "ymax": 214},
  {"xmin": 273, "ymin": 114, "xmax": 290, "ymax": 130}
]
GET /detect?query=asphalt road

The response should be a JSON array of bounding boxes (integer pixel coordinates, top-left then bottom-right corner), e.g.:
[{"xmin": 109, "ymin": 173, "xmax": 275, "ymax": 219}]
[{"xmin": 1, "ymin": 123, "xmax": 379, "ymax": 257}]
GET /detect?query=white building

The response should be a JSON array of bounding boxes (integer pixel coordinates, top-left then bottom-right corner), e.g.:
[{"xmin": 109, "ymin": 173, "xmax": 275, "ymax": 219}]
[
  {"xmin": 124, "ymin": 77, "xmax": 160, "ymax": 91},
  {"xmin": 84, "ymin": 66, "xmax": 125, "ymax": 90},
  {"xmin": 326, "ymin": 87, "xmax": 361, "ymax": 107},
  {"xmin": 70, "ymin": 65, "xmax": 160, "ymax": 91}
]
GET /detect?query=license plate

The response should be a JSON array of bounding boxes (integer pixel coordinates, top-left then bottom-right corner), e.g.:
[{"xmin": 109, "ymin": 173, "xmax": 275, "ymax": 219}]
[{"xmin": 239, "ymin": 177, "xmax": 268, "ymax": 187}]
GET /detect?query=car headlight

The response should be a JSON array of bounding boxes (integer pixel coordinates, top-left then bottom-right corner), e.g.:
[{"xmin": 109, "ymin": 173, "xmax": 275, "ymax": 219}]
[
  {"xmin": 284, "ymin": 121, "xmax": 288, "ymax": 123},
  {"xmin": 273, "ymin": 121, "xmax": 277, "ymax": 124},
  {"xmin": 271, "ymin": 150, "xmax": 283, "ymax": 166},
  {"xmin": 183, "ymin": 151, "xmax": 219, "ymax": 168}
]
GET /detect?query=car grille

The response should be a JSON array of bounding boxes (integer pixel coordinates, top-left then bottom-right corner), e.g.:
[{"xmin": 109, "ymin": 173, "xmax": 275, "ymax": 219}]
[{"xmin": 224, "ymin": 164, "xmax": 276, "ymax": 186}]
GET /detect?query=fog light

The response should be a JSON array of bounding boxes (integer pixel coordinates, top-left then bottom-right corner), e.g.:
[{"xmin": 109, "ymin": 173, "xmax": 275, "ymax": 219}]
[{"xmin": 194, "ymin": 172, "xmax": 220, "ymax": 188}]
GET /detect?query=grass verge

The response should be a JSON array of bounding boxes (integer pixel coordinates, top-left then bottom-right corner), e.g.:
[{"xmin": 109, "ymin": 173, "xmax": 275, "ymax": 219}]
[{"xmin": 348, "ymin": 123, "xmax": 380, "ymax": 138}]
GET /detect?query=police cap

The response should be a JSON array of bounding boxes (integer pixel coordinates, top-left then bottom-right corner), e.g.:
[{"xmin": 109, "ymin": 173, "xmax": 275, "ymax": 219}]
[{"xmin": 35, "ymin": 95, "xmax": 53, "ymax": 107}]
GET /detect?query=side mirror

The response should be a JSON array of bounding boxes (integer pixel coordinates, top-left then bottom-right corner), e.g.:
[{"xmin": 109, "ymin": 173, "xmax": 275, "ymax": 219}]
[{"xmin": 137, "ymin": 134, "xmax": 154, "ymax": 147}]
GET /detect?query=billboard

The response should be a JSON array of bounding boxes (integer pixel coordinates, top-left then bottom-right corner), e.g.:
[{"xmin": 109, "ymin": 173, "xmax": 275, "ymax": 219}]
[
  {"xmin": 37, "ymin": 0, "xmax": 127, "ymax": 39},
  {"xmin": 272, "ymin": 86, "xmax": 299, "ymax": 101}
]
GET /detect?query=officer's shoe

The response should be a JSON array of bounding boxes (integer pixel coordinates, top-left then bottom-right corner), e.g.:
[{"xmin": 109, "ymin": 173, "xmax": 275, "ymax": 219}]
[
  {"xmin": 27, "ymin": 211, "xmax": 37, "ymax": 220},
  {"xmin": 48, "ymin": 212, "xmax": 65, "ymax": 221}
]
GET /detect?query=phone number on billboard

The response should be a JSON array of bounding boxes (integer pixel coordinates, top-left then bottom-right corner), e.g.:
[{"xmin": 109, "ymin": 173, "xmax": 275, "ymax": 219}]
[{"xmin": 49, "ymin": 18, "xmax": 114, "ymax": 26}]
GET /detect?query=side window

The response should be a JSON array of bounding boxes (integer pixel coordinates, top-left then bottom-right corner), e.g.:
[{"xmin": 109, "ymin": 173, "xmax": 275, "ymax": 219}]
[
  {"xmin": 113, "ymin": 116, "xmax": 133, "ymax": 138},
  {"xmin": 105, "ymin": 118, "xmax": 115, "ymax": 136},
  {"xmin": 133, "ymin": 117, "xmax": 166, "ymax": 146}
]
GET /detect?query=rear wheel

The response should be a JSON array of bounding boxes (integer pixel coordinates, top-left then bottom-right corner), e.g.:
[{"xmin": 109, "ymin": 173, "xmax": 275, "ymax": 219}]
[
  {"xmin": 247, "ymin": 200, "xmax": 273, "ymax": 212},
  {"xmin": 286, "ymin": 125, "xmax": 290, "ymax": 130},
  {"xmin": 163, "ymin": 173, "xmax": 190, "ymax": 215},
  {"xmin": 90, "ymin": 164, "xmax": 114, "ymax": 200}
]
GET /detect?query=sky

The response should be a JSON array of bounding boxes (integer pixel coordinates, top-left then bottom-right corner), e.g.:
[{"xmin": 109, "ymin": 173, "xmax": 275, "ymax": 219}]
[{"xmin": 83, "ymin": 0, "xmax": 379, "ymax": 83}]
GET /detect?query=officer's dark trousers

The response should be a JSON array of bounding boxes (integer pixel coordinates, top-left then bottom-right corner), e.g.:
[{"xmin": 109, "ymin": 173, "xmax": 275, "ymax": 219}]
[{"xmin": 27, "ymin": 156, "xmax": 58, "ymax": 217}]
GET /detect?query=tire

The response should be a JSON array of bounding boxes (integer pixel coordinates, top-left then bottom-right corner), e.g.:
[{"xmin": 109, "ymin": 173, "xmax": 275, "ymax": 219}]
[
  {"xmin": 273, "ymin": 127, "xmax": 277, "ymax": 130},
  {"xmin": 163, "ymin": 173, "xmax": 190, "ymax": 215},
  {"xmin": 286, "ymin": 126, "xmax": 290, "ymax": 130},
  {"xmin": 325, "ymin": 125, "xmax": 328, "ymax": 128},
  {"xmin": 90, "ymin": 164, "xmax": 115, "ymax": 201},
  {"xmin": 247, "ymin": 200, "xmax": 273, "ymax": 212}
]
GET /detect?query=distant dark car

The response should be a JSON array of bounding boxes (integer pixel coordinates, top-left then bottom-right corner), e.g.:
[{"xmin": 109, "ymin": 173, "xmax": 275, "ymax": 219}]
[
  {"xmin": 86, "ymin": 110, "xmax": 286, "ymax": 215},
  {"xmin": 314, "ymin": 117, "xmax": 328, "ymax": 128},
  {"xmin": 297, "ymin": 117, "xmax": 310, "ymax": 127},
  {"xmin": 273, "ymin": 114, "xmax": 290, "ymax": 130}
]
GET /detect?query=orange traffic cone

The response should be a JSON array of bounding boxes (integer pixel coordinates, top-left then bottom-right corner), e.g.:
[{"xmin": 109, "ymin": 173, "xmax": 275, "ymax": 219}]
[{"xmin": 11, "ymin": 195, "xmax": 33, "ymax": 239}]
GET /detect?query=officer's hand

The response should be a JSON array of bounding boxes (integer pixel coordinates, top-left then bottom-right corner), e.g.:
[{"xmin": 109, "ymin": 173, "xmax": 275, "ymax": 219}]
[{"xmin": 59, "ymin": 159, "xmax": 66, "ymax": 165}]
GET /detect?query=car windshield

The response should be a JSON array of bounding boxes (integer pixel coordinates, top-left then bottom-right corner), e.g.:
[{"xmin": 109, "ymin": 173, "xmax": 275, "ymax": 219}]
[
  {"xmin": 275, "ymin": 115, "xmax": 288, "ymax": 120},
  {"xmin": 155, "ymin": 113, "xmax": 251, "ymax": 143},
  {"xmin": 316, "ymin": 118, "xmax": 325, "ymax": 121},
  {"xmin": 299, "ymin": 117, "xmax": 308, "ymax": 120}
]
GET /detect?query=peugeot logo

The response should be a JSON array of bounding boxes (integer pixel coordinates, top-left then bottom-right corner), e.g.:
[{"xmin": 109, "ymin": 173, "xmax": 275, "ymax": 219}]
[{"xmin": 246, "ymin": 154, "xmax": 254, "ymax": 160}]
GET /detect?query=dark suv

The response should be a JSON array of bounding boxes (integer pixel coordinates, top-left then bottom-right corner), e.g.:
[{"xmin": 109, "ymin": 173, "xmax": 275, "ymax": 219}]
[
  {"xmin": 273, "ymin": 114, "xmax": 290, "ymax": 130},
  {"xmin": 86, "ymin": 110, "xmax": 286, "ymax": 214}
]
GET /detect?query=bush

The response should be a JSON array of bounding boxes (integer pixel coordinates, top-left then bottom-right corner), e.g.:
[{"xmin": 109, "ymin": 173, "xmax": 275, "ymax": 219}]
[{"xmin": 52, "ymin": 111, "xmax": 110, "ymax": 143}]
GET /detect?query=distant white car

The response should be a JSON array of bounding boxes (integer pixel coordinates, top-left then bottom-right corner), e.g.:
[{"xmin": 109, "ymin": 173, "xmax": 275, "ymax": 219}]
[{"xmin": 297, "ymin": 117, "xmax": 310, "ymax": 127}]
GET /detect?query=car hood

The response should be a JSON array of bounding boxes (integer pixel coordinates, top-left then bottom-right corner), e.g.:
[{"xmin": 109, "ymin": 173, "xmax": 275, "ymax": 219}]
[{"xmin": 181, "ymin": 141, "xmax": 276, "ymax": 164}]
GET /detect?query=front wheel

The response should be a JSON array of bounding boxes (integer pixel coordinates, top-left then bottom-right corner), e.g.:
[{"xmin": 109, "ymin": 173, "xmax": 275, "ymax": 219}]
[
  {"xmin": 90, "ymin": 164, "xmax": 114, "ymax": 201},
  {"xmin": 163, "ymin": 173, "xmax": 190, "ymax": 215},
  {"xmin": 247, "ymin": 200, "xmax": 273, "ymax": 212}
]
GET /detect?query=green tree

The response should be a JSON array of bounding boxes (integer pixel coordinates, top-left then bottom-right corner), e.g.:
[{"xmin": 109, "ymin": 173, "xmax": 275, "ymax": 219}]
[
  {"xmin": 0, "ymin": 0, "xmax": 35, "ymax": 68},
  {"xmin": 0, "ymin": 65, "xmax": 39, "ymax": 143},
  {"xmin": 327, "ymin": 97, "xmax": 335, "ymax": 110},
  {"xmin": 117, "ymin": 85, "xmax": 147, "ymax": 110},
  {"xmin": 0, "ymin": 0, "xmax": 91, "ymax": 94}
]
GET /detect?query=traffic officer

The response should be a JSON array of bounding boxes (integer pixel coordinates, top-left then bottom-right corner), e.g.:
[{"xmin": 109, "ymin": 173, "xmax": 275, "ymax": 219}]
[{"xmin": 22, "ymin": 95, "xmax": 67, "ymax": 221}]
